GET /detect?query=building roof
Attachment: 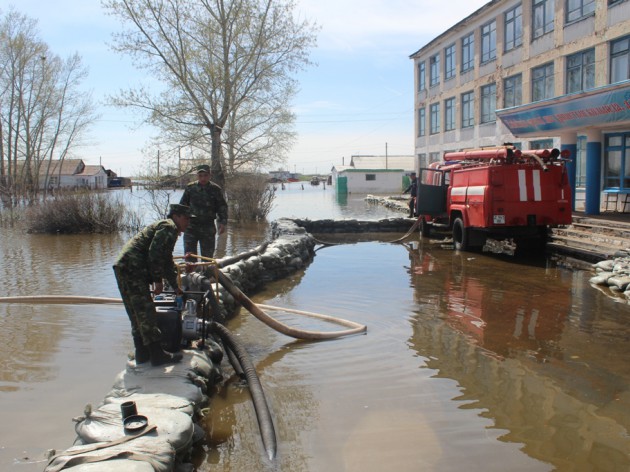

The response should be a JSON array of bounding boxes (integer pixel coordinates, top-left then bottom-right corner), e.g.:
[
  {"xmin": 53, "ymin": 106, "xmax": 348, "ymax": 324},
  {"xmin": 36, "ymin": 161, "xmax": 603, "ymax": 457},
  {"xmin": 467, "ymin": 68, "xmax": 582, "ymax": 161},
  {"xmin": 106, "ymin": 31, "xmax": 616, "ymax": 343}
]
[
  {"xmin": 42, "ymin": 159, "xmax": 85, "ymax": 176},
  {"xmin": 349, "ymin": 155, "xmax": 415, "ymax": 171},
  {"xmin": 80, "ymin": 165, "xmax": 107, "ymax": 176}
]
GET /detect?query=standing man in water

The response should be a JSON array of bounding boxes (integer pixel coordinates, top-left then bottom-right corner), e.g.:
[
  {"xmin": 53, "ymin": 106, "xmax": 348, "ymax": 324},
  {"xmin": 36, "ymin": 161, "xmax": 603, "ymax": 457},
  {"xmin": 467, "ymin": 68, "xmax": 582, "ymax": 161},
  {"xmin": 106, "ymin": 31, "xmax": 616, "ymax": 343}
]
[
  {"xmin": 180, "ymin": 164, "xmax": 228, "ymax": 260},
  {"xmin": 113, "ymin": 204, "xmax": 192, "ymax": 366},
  {"xmin": 403, "ymin": 172, "xmax": 418, "ymax": 218}
]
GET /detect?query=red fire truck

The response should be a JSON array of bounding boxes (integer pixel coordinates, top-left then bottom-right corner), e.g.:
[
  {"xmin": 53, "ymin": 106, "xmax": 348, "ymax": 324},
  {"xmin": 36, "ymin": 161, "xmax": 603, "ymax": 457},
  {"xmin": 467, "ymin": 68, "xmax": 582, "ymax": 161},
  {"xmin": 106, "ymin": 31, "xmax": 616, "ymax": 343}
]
[{"xmin": 415, "ymin": 145, "xmax": 572, "ymax": 251}]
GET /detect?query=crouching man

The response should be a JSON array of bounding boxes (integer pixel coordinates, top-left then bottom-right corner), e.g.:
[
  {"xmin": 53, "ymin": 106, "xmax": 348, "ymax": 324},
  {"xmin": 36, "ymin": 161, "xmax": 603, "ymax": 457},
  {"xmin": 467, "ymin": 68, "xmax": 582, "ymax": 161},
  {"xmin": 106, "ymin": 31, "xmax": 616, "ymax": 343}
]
[{"xmin": 113, "ymin": 204, "xmax": 192, "ymax": 366}]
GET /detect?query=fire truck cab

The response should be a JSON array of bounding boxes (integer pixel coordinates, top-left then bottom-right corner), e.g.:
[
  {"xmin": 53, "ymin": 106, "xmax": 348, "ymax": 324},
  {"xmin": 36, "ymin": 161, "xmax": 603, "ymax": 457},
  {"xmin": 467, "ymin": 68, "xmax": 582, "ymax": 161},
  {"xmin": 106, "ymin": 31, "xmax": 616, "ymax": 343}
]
[{"xmin": 415, "ymin": 146, "xmax": 572, "ymax": 251}]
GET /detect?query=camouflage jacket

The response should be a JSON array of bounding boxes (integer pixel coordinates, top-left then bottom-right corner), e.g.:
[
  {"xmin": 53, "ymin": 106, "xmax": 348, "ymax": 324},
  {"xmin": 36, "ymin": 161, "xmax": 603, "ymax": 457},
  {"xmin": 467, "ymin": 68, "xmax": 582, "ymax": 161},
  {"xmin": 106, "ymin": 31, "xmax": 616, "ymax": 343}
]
[
  {"xmin": 114, "ymin": 219, "xmax": 180, "ymax": 288},
  {"xmin": 180, "ymin": 181, "xmax": 228, "ymax": 229}
]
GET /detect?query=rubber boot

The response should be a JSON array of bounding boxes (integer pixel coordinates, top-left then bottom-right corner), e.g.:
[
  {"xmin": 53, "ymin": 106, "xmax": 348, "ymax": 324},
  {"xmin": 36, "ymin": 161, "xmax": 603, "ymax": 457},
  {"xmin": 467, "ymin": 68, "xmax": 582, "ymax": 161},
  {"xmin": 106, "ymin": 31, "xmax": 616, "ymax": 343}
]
[
  {"xmin": 149, "ymin": 342, "xmax": 183, "ymax": 366},
  {"xmin": 133, "ymin": 337, "xmax": 150, "ymax": 364}
]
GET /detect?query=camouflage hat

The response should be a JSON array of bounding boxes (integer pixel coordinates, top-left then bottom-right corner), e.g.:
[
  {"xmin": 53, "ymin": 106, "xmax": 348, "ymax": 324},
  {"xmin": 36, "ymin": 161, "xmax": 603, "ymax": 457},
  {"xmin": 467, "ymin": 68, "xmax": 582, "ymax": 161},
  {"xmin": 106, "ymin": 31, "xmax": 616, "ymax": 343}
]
[
  {"xmin": 196, "ymin": 164, "xmax": 211, "ymax": 174},
  {"xmin": 169, "ymin": 203, "xmax": 193, "ymax": 217}
]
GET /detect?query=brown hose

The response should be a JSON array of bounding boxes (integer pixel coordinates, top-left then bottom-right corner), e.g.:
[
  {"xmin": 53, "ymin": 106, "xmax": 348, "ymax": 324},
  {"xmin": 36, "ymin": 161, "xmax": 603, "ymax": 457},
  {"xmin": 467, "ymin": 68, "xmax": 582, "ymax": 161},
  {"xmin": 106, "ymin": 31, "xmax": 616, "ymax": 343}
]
[
  {"xmin": 0, "ymin": 295, "xmax": 122, "ymax": 304},
  {"xmin": 216, "ymin": 271, "xmax": 366, "ymax": 340},
  {"xmin": 0, "ymin": 287, "xmax": 367, "ymax": 340}
]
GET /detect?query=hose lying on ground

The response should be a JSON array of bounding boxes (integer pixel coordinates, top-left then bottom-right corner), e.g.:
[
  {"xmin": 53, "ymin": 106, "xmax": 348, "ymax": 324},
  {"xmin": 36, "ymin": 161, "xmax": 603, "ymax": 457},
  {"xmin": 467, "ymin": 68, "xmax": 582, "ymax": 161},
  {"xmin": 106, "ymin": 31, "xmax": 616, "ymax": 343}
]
[{"xmin": 209, "ymin": 321, "xmax": 277, "ymax": 462}]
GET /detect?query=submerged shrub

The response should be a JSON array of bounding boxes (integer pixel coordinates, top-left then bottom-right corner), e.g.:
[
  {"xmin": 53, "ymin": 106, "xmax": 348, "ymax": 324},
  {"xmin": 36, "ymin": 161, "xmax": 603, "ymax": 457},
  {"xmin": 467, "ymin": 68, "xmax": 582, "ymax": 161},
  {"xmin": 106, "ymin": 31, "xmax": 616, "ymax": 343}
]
[
  {"xmin": 25, "ymin": 191, "xmax": 138, "ymax": 234},
  {"xmin": 226, "ymin": 173, "xmax": 275, "ymax": 221}
]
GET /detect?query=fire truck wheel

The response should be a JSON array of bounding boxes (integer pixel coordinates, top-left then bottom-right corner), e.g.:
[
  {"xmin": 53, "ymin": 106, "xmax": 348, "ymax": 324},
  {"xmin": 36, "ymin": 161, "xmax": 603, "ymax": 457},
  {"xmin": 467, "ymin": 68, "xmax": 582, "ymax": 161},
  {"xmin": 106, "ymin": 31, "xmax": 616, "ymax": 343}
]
[{"xmin": 453, "ymin": 217, "xmax": 469, "ymax": 251}]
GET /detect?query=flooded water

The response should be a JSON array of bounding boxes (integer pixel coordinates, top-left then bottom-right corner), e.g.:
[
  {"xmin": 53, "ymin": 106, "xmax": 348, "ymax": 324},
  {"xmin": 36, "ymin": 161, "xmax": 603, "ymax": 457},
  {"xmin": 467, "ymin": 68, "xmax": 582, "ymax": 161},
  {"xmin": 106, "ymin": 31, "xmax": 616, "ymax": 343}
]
[{"xmin": 1, "ymin": 183, "xmax": 630, "ymax": 471}]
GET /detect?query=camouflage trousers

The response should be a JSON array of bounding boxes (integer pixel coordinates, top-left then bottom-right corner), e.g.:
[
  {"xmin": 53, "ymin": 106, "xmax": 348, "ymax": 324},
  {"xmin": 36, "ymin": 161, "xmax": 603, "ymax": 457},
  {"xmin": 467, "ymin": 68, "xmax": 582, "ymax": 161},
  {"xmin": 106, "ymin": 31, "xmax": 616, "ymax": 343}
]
[
  {"xmin": 183, "ymin": 224, "xmax": 216, "ymax": 261},
  {"xmin": 113, "ymin": 265, "xmax": 162, "ymax": 346}
]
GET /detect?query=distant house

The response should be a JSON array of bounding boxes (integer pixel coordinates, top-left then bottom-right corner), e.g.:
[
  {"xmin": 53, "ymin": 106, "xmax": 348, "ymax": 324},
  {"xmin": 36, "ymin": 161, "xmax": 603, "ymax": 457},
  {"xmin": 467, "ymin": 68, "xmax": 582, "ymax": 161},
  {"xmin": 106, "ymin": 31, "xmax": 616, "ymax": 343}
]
[
  {"xmin": 41, "ymin": 159, "xmax": 108, "ymax": 190},
  {"xmin": 269, "ymin": 170, "xmax": 299, "ymax": 182},
  {"xmin": 331, "ymin": 155, "xmax": 415, "ymax": 193}
]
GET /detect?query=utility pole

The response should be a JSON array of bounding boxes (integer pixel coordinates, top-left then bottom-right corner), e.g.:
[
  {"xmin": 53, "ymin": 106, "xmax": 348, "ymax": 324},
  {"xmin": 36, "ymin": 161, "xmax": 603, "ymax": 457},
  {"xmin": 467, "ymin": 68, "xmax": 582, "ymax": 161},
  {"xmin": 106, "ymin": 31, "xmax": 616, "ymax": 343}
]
[
  {"xmin": 385, "ymin": 142, "xmax": 388, "ymax": 169},
  {"xmin": 157, "ymin": 150, "xmax": 160, "ymax": 178}
]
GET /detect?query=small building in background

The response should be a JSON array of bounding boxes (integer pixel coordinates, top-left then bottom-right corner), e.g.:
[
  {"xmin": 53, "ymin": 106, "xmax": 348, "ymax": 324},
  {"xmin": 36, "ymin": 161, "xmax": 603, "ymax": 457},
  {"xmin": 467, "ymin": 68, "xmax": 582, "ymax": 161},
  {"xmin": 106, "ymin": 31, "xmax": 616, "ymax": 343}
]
[
  {"xmin": 331, "ymin": 155, "xmax": 415, "ymax": 193},
  {"xmin": 41, "ymin": 159, "xmax": 108, "ymax": 190}
]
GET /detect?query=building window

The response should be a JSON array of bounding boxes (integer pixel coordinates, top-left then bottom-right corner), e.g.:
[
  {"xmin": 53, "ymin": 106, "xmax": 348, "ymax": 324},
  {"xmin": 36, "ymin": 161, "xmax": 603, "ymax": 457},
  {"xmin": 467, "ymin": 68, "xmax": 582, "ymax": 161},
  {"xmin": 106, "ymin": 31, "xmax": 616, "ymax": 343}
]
[
  {"xmin": 429, "ymin": 152, "xmax": 441, "ymax": 164},
  {"xmin": 418, "ymin": 153, "xmax": 427, "ymax": 169},
  {"xmin": 504, "ymin": 74, "xmax": 522, "ymax": 108},
  {"xmin": 418, "ymin": 108, "xmax": 426, "ymax": 137},
  {"xmin": 461, "ymin": 33, "xmax": 475, "ymax": 72},
  {"xmin": 566, "ymin": 48, "xmax": 595, "ymax": 93},
  {"xmin": 567, "ymin": 0, "xmax": 595, "ymax": 23},
  {"xmin": 418, "ymin": 61, "xmax": 426, "ymax": 91},
  {"xmin": 609, "ymin": 0, "xmax": 625, "ymax": 5},
  {"xmin": 430, "ymin": 103, "xmax": 440, "ymax": 134},
  {"xmin": 504, "ymin": 4, "xmax": 523, "ymax": 52},
  {"xmin": 530, "ymin": 139, "xmax": 554, "ymax": 150},
  {"xmin": 480, "ymin": 83, "xmax": 496, "ymax": 123},
  {"xmin": 365, "ymin": 174, "xmax": 376, "ymax": 181},
  {"xmin": 430, "ymin": 54, "xmax": 440, "ymax": 86},
  {"xmin": 444, "ymin": 44, "xmax": 456, "ymax": 80},
  {"xmin": 461, "ymin": 91, "xmax": 474, "ymax": 128},
  {"xmin": 533, "ymin": 0, "xmax": 554, "ymax": 39},
  {"xmin": 604, "ymin": 133, "xmax": 630, "ymax": 190},
  {"xmin": 576, "ymin": 136, "xmax": 587, "ymax": 188},
  {"xmin": 611, "ymin": 36, "xmax": 630, "ymax": 84},
  {"xmin": 481, "ymin": 20, "xmax": 496, "ymax": 63},
  {"xmin": 532, "ymin": 62, "xmax": 554, "ymax": 101},
  {"xmin": 444, "ymin": 97, "xmax": 455, "ymax": 131}
]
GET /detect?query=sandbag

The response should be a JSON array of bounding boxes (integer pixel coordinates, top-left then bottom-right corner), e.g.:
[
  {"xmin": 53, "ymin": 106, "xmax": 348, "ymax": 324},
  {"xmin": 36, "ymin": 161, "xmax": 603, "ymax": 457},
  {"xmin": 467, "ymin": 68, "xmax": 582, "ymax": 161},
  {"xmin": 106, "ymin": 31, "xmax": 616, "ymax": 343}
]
[
  {"xmin": 45, "ymin": 435, "xmax": 174, "ymax": 472},
  {"xmin": 110, "ymin": 351, "xmax": 210, "ymax": 404},
  {"xmin": 75, "ymin": 403, "xmax": 194, "ymax": 454},
  {"xmin": 103, "ymin": 392, "xmax": 195, "ymax": 418}
]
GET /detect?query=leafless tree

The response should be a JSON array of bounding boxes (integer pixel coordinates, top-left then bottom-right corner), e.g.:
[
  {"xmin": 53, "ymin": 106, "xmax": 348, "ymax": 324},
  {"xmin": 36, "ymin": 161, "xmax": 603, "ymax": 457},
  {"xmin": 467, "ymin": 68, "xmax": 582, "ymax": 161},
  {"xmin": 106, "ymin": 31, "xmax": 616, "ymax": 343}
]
[
  {"xmin": 103, "ymin": 0, "xmax": 317, "ymax": 187},
  {"xmin": 0, "ymin": 8, "xmax": 97, "ymax": 209}
]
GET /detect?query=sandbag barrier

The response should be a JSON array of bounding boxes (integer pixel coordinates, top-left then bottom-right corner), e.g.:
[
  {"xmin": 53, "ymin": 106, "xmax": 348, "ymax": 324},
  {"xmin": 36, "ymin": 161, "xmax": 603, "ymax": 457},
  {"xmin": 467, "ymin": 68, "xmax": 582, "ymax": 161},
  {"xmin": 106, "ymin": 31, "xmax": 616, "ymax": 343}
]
[
  {"xmin": 43, "ymin": 217, "xmax": 411, "ymax": 470},
  {"xmin": 45, "ymin": 350, "xmax": 220, "ymax": 472}
]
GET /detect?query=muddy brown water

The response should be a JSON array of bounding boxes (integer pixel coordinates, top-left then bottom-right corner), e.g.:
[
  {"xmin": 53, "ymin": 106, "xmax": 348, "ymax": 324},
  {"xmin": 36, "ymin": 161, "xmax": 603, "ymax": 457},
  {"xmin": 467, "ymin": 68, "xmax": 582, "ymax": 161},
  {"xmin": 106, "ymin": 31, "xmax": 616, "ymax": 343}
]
[{"xmin": 1, "ymin": 183, "xmax": 630, "ymax": 471}]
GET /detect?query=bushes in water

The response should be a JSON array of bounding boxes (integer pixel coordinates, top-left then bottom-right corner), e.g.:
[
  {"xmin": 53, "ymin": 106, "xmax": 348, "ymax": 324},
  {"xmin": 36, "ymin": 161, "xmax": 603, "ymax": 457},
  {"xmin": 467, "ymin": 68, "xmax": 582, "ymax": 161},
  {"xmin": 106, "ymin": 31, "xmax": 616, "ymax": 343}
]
[
  {"xmin": 25, "ymin": 191, "xmax": 139, "ymax": 234},
  {"xmin": 226, "ymin": 173, "xmax": 275, "ymax": 221}
]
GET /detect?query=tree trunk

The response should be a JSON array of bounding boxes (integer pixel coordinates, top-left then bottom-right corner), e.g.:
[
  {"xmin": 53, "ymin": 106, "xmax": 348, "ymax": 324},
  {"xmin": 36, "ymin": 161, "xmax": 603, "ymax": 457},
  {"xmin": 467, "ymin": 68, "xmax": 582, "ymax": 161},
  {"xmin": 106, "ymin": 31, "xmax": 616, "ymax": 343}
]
[{"xmin": 210, "ymin": 125, "xmax": 225, "ymax": 187}]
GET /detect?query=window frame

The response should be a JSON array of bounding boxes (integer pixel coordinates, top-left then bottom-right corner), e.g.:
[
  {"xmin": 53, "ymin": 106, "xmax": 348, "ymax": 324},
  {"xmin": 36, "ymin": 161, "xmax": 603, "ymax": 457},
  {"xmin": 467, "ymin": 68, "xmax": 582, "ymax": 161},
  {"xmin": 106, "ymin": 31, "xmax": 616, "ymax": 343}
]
[
  {"xmin": 532, "ymin": 62, "xmax": 555, "ymax": 102},
  {"xmin": 610, "ymin": 36, "xmax": 630, "ymax": 84},
  {"xmin": 430, "ymin": 53, "xmax": 440, "ymax": 86},
  {"xmin": 504, "ymin": 4, "xmax": 523, "ymax": 52},
  {"xmin": 418, "ymin": 108, "xmax": 426, "ymax": 137},
  {"xmin": 461, "ymin": 33, "xmax": 475, "ymax": 72},
  {"xmin": 480, "ymin": 83, "xmax": 497, "ymax": 124},
  {"xmin": 504, "ymin": 74, "xmax": 522, "ymax": 108},
  {"xmin": 481, "ymin": 20, "xmax": 497, "ymax": 63},
  {"xmin": 444, "ymin": 97, "xmax": 456, "ymax": 131},
  {"xmin": 444, "ymin": 44, "xmax": 456, "ymax": 80},
  {"xmin": 417, "ymin": 61, "xmax": 426, "ymax": 91},
  {"xmin": 430, "ymin": 103, "xmax": 441, "ymax": 134},
  {"xmin": 461, "ymin": 91, "xmax": 475, "ymax": 128},
  {"xmin": 533, "ymin": 0, "xmax": 554, "ymax": 39},
  {"xmin": 566, "ymin": 0, "xmax": 595, "ymax": 23},
  {"xmin": 566, "ymin": 48, "xmax": 595, "ymax": 93}
]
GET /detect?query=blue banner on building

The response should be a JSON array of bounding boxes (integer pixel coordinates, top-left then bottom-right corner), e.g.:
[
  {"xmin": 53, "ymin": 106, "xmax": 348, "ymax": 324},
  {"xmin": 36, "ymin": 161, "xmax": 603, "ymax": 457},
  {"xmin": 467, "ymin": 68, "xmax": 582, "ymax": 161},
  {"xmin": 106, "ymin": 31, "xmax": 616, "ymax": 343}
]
[{"xmin": 497, "ymin": 82, "xmax": 630, "ymax": 136}]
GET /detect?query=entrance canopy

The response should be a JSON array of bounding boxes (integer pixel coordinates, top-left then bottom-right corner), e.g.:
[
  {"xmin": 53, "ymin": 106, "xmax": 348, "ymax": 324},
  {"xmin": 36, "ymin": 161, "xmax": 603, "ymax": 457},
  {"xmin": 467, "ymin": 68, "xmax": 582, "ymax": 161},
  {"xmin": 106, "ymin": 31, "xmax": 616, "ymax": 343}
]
[{"xmin": 497, "ymin": 81, "xmax": 630, "ymax": 137}]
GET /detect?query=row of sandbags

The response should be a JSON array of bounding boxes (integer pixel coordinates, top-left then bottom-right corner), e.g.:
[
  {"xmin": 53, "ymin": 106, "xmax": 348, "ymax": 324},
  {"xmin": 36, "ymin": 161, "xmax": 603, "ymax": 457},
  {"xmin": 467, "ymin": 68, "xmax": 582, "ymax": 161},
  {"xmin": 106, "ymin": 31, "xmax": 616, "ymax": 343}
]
[
  {"xmin": 45, "ymin": 349, "xmax": 222, "ymax": 472},
  {"xmin": 590, "ymin": 257, "xmax": 630, "ymax": 301}
]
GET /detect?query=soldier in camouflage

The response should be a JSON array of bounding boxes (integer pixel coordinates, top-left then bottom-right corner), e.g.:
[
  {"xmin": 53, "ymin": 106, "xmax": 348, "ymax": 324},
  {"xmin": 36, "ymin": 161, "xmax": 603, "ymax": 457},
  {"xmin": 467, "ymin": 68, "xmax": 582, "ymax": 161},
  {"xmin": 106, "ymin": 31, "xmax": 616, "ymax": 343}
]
[
  {"xmin": 180, "ymin": 164, "xmax": 228, "ymax": 261},
  {"xmin": 113, "ymin": 204, "xmax": 192, "ymax": 366}
]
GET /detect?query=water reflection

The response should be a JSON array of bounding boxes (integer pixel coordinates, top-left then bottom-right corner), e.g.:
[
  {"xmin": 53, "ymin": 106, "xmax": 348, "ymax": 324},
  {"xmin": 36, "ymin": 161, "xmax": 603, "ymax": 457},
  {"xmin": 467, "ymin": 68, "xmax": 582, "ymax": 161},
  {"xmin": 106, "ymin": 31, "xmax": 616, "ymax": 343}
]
[{"xmin": 407, "ymin": 241, "xmax": 630, "ymax": 471}]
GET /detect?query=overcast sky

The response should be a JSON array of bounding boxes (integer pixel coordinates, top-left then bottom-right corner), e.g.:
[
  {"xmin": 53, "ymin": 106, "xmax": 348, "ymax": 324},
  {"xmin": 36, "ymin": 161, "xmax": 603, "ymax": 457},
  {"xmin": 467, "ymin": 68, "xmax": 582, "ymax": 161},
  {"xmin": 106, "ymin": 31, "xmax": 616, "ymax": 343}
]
[{"xmin": 10, "ymin": 0, "xmax": 489, "ymax": 176}]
